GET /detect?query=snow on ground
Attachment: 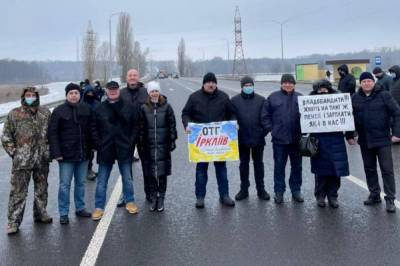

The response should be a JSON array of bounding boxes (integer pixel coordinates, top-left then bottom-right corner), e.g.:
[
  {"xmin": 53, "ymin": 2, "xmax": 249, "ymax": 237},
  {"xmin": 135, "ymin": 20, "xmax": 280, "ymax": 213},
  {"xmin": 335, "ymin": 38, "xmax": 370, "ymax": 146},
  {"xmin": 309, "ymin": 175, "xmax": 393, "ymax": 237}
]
[{"xmin": 0, "ymin": 81, "xmax": 70, "ymax": 116}]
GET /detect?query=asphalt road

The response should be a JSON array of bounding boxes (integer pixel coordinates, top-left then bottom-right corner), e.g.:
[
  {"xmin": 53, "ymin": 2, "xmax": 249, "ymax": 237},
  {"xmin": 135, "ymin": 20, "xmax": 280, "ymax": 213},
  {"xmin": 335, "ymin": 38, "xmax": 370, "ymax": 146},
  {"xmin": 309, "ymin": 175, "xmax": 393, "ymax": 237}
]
[{"xmin": 0, "ymin": 77, "xmax": 399, "ymax": 266}]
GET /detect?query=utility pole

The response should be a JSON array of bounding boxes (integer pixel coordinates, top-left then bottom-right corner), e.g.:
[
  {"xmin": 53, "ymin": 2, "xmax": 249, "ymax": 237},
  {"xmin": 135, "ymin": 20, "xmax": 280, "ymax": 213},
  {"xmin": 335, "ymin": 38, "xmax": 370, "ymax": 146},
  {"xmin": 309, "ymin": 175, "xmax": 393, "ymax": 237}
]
[
  {"xmin": 271, "ymin": 19, "xmax": 290, "ymax": 73},
  {"xmin": 232, "ymin": 6, "xmax": 247, "ymax": 76}
]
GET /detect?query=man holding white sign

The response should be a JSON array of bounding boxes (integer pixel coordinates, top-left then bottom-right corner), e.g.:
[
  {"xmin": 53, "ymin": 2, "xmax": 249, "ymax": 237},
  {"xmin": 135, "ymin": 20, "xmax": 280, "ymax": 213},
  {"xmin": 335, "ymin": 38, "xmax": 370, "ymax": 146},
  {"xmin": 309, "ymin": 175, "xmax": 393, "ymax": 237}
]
[
  {"xmin": 182, "ymin": 72, "xmax": 236, "ymax": 208},
  {"xmin": 347, "ymin": 72, "xmax": 400, "ymax": 213}
]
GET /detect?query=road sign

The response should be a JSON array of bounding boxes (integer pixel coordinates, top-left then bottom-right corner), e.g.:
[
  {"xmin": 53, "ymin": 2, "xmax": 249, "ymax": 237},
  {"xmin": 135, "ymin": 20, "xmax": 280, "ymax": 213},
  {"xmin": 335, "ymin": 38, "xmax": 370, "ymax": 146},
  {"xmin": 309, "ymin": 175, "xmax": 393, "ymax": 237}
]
[{"xmin": 375, "ymin": 56, "xmax": 382, "ymax": 65}]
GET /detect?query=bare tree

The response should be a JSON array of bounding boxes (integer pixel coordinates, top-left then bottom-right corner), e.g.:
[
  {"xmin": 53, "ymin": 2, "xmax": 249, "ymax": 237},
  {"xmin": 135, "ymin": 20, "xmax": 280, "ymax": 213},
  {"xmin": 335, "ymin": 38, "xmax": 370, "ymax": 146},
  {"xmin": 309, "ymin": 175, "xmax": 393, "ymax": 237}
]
[
  {"xmin": 116, "ymin": 13, "xmax": 134, "ymax": 82},
  {"xmin": 132, "ymin": 41, "xmax": 149, "ymax": 75},
  {"xmin": 96, "ymin": 41, "xmax": 110, "ymax": 83},
  {"xmin": 82, "ymin": 21, "xmax": 97, "ymax": 82},
  {"xmin": 177, "ymin": 38, "xmax": 185, "ymax": 76}
]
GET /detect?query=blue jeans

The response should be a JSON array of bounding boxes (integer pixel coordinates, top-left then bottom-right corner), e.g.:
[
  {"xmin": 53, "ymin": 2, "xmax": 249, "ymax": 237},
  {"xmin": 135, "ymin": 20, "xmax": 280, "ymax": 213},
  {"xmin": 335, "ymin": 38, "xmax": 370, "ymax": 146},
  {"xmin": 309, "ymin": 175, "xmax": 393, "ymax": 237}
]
[
  {"xmin": 58, "ymin": 161, "xmax": 89, "ymax": 216},
  {"xmin": 195, "ymin": 162, "xmax": 229, "ymax": 199},
  {"xmin": 95, "ymin": 161, "xmax": 135, "ymax": 209},
  {"xmin": 273, "ymin": 143, "xmax": 302, "ymax": 193}
]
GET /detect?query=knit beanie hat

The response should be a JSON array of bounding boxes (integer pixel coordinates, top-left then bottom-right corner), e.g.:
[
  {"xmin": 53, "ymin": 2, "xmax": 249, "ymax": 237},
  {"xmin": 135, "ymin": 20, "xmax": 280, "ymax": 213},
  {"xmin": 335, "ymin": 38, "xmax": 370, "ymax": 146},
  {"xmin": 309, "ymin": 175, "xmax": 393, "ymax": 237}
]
[
  {"xmin": 147, "ymin": 81, "xmax": 161, "ymax": 94},
  {"xmin": 281, "ymin": 74, "xmax": 296, "ymax": 84},
  {"xmin": 65, "ymin": 83, "xmax": 81, "ymax": 95},
  {"xmin": 359, "ymin": 72, "xmax": 375, "ymax": 82},
  {"xmin": 240, "ymin": 76, "xmax": 254, "ymax": 88},
  {"xmin": 202, "ymin": 72, "xmax": 217, "ymax": 84}
]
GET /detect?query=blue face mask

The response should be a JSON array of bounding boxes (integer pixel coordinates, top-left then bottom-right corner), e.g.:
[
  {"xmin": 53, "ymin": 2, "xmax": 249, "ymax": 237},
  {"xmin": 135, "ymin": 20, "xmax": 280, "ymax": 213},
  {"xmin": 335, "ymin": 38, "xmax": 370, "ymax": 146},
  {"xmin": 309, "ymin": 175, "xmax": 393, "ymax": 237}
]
[
  {"xmin": 243, "ymin": 86, "xmax": 254, "ymax": 95},
  {"xmin": 25, "ymin": 97, "xmax": 37, "ymax": 106}
]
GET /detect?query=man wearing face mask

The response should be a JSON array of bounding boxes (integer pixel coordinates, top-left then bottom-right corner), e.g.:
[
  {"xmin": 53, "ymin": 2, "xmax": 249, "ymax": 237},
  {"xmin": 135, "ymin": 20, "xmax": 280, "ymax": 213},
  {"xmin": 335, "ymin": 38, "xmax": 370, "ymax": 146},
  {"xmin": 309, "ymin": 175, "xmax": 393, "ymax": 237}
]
[
  {"xmin": 2, "ymin": 87, "xmax": 53, "ymax": 234},
  {"xmin": 337, "ymin": 64, "xmax": 356, "ymax": 95},
  {"xmin": 261, "ymin": 74, "xmax": 303, "ymax": 204},
  {"xmin": 372, "ymin": 67, "xmax": 393, "ymax": 92},
  {"xmin": 182, "ymin": 72, "xmax": 237, "ymax": 208},
  {"xmin": 389, "ymin": 65, "xmax": 400, "ymax": 105},
  {"xmin": 119, "ymin": 69, "xmax": 150, "ymax": 205},
  {"xmin": 82, "ymin": 86, "xmax": 100, "ymax": 180},
  {"xmin": 231, "ymin": 76, "xmax": 270, "ymax": 201}
]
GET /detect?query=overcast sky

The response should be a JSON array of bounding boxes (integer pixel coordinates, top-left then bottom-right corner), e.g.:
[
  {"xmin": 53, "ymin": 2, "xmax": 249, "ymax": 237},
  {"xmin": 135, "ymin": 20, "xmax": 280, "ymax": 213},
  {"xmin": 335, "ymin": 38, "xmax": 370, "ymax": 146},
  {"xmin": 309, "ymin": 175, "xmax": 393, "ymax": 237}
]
[{"xmin": 1, "ymin": 0, "xmax": 399, "ymax": 61}]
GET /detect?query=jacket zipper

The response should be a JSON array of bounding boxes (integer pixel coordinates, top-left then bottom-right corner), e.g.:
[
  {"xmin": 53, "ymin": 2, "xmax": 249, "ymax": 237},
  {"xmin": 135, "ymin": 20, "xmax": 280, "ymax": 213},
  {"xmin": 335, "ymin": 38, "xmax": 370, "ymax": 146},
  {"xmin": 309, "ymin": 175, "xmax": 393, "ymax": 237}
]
[{"xmin": 153, "ymin": 105, "xmax": 159, "ymax": 194}]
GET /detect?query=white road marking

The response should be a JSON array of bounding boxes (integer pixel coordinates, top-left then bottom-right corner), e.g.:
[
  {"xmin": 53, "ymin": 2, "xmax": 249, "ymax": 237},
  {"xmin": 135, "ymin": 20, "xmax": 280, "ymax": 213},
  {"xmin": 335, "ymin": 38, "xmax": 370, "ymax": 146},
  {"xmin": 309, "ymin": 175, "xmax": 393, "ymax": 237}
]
[
  {"xmin": 169, "ymin": 88, "xmax": 174, "ymax": 91},
  {"xmin": 345, "ymin": 175, "xmax": 400, "ymax": 209},
  {"xmin": 80, "ymin": 176, "xmax": 122, "ymax": 266}
]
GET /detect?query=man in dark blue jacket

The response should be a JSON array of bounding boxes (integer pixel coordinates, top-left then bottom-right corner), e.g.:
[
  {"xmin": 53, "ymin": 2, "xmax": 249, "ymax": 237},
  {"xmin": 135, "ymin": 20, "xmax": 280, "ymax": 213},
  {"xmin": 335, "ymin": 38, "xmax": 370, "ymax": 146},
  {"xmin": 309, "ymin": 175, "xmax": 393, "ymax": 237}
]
[
  {"xmin": 261, "ymin": 74, "xmax": 303, "ymax": 204},
  {"xmin": 182, "ymin": 72, "xmax": 236, "ymax": 209},
  {"xmin": 231, "ymin": 76, "xmax": 270, "ymax": 201},
  {"xmin": 347, "ymin": 72, "xmax": 400, "ymax": 213}
]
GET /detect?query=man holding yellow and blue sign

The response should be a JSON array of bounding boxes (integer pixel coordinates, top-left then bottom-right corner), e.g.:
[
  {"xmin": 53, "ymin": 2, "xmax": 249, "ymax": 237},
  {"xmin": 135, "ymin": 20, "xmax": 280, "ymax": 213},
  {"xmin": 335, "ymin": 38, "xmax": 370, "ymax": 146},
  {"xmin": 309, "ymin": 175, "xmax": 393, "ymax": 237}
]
[{"xmin": 182, "ymin": 72, "xmax": 237, "ymax": 209}]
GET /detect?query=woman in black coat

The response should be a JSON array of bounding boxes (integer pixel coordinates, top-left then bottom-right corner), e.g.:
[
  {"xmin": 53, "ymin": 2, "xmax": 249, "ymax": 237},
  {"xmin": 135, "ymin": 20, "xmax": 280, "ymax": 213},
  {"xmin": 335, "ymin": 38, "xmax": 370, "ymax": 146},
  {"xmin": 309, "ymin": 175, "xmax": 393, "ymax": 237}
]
[
  {"xmin": 139, "ymin": 81, "xmax": 177, "ymax": 212},
  {"xmin": 309, "ymin": 80, "xmax": 349, "ymax": 208}
]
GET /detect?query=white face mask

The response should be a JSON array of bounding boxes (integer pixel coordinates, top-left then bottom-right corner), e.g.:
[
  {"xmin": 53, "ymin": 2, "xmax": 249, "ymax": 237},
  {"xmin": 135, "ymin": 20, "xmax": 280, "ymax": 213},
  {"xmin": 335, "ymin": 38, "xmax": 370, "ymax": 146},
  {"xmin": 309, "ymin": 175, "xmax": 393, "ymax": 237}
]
[
  {"xmin": 391, "ymin": 72, "xmax": 397, "ymax": 79},
  {"xmin": 25, "ymin": 97, "xmax": 37, "ymax": 105}
]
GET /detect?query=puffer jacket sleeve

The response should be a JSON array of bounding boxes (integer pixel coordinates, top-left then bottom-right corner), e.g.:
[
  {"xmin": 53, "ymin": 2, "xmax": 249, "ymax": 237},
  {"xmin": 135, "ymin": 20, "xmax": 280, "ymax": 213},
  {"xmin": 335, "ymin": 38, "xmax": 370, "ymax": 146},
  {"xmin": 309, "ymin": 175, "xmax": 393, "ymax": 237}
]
[
  {"xmin": 167, "ymin": 104, "xmax": 178, "ymax": 142},
  {"xmin": 181, "ymin": 95, "xmax": 193, "ymax": 129},
  {"xmin": 383, "ymin": 91, "xmax": 400, "ymax": 137},
  {"xmin": 48, "ymin": 108, "xmax": 62, "ymax": 159},
  {"xmin": 261, "ymin": 98, "xmax": 273, "ymax": 133}
]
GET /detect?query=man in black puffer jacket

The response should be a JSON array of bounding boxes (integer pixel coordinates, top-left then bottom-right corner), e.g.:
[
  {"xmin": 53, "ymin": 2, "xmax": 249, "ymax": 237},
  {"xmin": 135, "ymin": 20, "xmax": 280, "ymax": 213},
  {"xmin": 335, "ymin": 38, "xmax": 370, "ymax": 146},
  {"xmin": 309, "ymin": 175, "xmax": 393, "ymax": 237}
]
[
  {"xmin": 347, "ymin": 72, "xmax": 400, "ymax": 213},
  {"xmin": 91, "ymin": 81, "xmax": 140, "ymax": 221},
  {"xmin": 337, "ymin": 64, "xmax": 356, "ymax": 95},
  {"xmin": 182, "ymin": 72, "xmax": 236, "ymax": 209},
  {"xmin": 139, "ymin": 81, "xmax": 177, "ymax": 212},
  {"xmin": 48, "ymin": 83, "xmax": 98, "ymax": 224},
  {"xmin": 231, "ymin": 76, "xmax": 270, "ymax": 201}
]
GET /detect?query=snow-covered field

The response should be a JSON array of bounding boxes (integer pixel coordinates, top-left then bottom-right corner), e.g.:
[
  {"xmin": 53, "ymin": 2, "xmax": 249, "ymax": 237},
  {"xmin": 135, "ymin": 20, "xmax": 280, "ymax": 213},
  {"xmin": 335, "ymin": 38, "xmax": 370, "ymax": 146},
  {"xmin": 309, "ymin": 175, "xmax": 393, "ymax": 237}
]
[{"xmin": 0, "ymin": 81, "xmax": 70, "ymax": 116}]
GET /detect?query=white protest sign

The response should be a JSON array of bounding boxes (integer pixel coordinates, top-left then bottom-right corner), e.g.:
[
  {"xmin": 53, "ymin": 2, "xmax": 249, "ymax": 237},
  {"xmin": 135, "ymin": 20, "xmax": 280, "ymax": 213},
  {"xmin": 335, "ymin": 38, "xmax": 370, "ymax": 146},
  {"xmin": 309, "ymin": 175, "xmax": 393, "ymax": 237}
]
[{"xmin": 298, "ymin": 93, "xmax": 355, "ymax": 133}]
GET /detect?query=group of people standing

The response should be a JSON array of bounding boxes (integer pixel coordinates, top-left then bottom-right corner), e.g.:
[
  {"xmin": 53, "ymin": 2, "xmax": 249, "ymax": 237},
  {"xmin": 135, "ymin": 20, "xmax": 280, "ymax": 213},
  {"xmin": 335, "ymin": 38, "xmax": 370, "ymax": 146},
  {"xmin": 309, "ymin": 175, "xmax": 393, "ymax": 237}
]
[
  {"xmin": 2, "ymin": 69, "xmax": 177, "ymax": 235},
  {"xmin": 181, "ymin": 69, "xmax": 399, "ymax": 214},
  {"xmin": 2, "ymin": 65, "xmax": 399, "ymax": 235}
]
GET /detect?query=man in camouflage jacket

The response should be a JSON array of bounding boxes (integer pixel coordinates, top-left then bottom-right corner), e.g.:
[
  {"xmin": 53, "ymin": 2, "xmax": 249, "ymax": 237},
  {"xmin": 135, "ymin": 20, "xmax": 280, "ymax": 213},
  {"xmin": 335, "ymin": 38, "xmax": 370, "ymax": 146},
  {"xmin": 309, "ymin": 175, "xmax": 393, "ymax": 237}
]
[{"xmin": 1, "ymin": 87, "xmax": 53, "ymax": 235}]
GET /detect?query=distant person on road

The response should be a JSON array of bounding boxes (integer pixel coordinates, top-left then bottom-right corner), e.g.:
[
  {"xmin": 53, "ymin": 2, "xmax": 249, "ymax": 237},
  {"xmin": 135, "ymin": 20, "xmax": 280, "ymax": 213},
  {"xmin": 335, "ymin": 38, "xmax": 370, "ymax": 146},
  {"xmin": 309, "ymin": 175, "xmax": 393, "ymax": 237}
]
[
  {"xmin": 1, "ymin": 87, "xmax": 53, "ymax": 235},
  {"xmin": 389, "ymin": 65, "xmax": 400, "ymax": 105},
  {"xmin": 326, "ymin": 70, "xmax": 331, "ymax": 81},
  {"xmin": 346, "ymin": 72, "xmax": 400, "ymax": 213},
  {"xmin": 48, "ymin": 83, "xmax": 98, "ymax": 225},
  {"xmin": 91, "ymin": 81, "xmax": 139, "ymax": 221},
  {"xmin": 94, "ymin": 81, "xmax": 106, "ymax": 102},
  {"xmin": 261, "ymin": 74, "xmax": 304, "ymax": 204},
  {"xmin": 309, "ymin": 80, "xmax": 349, "ymax": 208},
  {"xmin": 82, "ymin": 85, "xmax": 100, "ymax": 181},
  {"xmin": 231, "ymin": 76, "xmax": 270, "ymax": 202},
  {"xmin": 372, "ymin": 67, "xmax": 393, "ymax": 92},
  {"xmin": 118, "ymin": 69, "xmax": 149, "ymax": 206},
  {"xmin": 337, "ymin": 64, "xmax": 356, "ymax": 95},
  {"xmin": 138, "ymin": 81, "xmax": 177, "ymax": 212},
  {"xmin": 181, "ymin": 72, "xmax": 236, "ymax": 209},
  {"xmin": 81, "ymin": 79, "xmax": 93, "ymax": 99}
]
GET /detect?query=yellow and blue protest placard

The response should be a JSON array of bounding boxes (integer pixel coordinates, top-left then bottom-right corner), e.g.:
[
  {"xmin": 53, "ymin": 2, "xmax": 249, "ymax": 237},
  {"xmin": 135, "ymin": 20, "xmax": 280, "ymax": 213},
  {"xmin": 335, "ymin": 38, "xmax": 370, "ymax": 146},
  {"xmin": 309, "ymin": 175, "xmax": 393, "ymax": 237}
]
[{"xmin": 187, "ymin": 121, "xmax": 239, "ymax": 163}]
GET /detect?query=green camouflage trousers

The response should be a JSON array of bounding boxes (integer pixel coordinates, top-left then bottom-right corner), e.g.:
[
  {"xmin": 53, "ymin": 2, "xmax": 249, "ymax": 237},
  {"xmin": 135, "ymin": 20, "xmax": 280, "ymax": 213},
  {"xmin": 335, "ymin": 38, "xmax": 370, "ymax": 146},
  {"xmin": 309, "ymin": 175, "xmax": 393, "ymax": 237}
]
[{"xmin": 8, "ymin": 165, "xmax": 49, "ymax": 226}]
